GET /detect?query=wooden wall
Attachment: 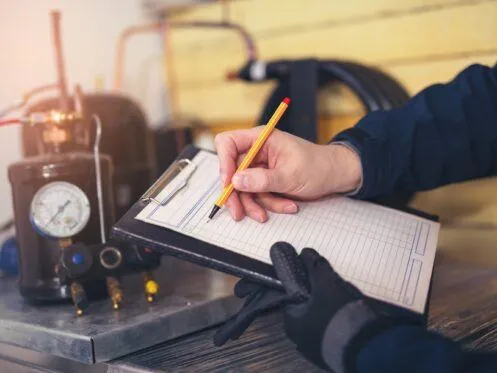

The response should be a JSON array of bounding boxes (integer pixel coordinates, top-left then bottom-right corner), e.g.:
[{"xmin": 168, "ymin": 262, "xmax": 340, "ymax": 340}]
[
  {"xmin": 167, "ymin": 0, "xmax": 497, "ymax": 136},
  {"xmin": 167, "ymin": 0, "xmax": 497, "ymax": 259}
]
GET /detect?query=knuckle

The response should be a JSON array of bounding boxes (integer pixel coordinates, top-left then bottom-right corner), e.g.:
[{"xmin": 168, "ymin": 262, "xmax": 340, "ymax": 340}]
[
  {"xmin": 259, "ymin": 172, "xmax": 270, "ymax": 191},
  {"xmin": 214, "ymin": 133, "xmax": 226, "ymax": 146},
  {"xmin": 269, "ymin": 172, "xmax": 281, "ymax": 189}
]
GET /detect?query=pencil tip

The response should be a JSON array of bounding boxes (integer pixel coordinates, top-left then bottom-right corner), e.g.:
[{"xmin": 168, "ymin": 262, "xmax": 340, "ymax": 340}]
[{"xmin": 208, "ymin": 205, "xmax": 220, "ymax": 220}]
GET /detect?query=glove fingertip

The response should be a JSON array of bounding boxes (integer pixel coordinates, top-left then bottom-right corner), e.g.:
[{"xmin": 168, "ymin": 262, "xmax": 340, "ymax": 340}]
[
  {"xmin": 301, "ymin": 247, "xmax": 337, "ymax": 273},
  {"xmin": 270, "ymin": 241, "xmax": 298, "ymax": 261},
  {"xmin": 213, "ymin": 323, "xmax": 235, "ymax": 347},
  {"xmin": 213, "ymin": 331, "xmax": 229, "ymax": 347},
  {"xmin": 300, "ymin": 247, "xmax": 321, "ymax": 260},
  {"xmin": 299, "ymin": 248, "xmax": 321, "ymax": 274}
]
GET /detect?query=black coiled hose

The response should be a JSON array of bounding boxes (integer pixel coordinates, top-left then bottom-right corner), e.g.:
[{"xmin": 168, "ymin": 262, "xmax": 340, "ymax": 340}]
[{"xmin": 247, "ymin": 59, "xmax": 410, "ymax": 129}]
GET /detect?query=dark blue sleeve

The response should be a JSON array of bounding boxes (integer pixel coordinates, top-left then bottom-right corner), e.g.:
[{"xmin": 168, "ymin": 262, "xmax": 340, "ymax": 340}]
[
  {"xmin": 333, "ymin": 63, "xmax": 497, "ymax": 199},
  {"xmin": 355, "ymin": 325, "xmax": 497, "ymax": 373}
]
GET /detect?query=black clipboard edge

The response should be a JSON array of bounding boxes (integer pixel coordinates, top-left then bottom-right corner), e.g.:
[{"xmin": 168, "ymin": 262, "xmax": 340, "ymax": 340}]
[{"xmin": 111, "ymin": 221, "xmax": 281, "ymax": 289}]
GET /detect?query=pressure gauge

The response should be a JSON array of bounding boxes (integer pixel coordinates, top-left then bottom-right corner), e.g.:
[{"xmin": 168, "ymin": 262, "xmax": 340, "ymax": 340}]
[{"xmin": 30, "ymin": 181, "xmax": 91, "ymax": 239}]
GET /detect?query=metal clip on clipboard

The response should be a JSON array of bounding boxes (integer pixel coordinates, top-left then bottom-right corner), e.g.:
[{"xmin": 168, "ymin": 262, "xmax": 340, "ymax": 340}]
[{"xmin": 141, "ymin": 159, "xmax": 197, "ymax": 207}]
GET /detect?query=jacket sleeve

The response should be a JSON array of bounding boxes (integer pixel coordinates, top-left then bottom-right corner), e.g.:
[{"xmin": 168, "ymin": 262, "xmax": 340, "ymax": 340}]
[
  {"xmin": 333, "ymin": 63, "xmax": 497, "ymax": 199},
  {"xmin": 353, "ymin": 325, "xmax": 497, "ymax": 373}
]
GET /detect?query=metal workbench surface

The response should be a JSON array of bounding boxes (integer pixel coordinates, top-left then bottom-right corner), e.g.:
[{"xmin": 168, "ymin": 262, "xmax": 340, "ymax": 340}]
[
  {"xmin": 0, "ymin": 256, "xmax": 240, "ymax": 364},
  {"xmin": 111, "ymin": 253, "xmax": 497, "ymax": 372},
  {"xmin": 2, "ymin": 253, "xmax": 497, "ymax": 372}
]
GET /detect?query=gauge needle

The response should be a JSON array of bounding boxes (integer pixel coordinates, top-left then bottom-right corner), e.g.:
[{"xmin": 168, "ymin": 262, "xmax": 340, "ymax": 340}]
[{"xmin": 46, "ymin": 200, "xmax": 71, "ymax": 226}]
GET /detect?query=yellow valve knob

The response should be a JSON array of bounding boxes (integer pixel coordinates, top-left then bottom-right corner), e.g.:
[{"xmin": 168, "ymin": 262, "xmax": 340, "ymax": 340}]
[{"xmin": 145, "ymin": 280, "xmax": 159, "ymax": 295}]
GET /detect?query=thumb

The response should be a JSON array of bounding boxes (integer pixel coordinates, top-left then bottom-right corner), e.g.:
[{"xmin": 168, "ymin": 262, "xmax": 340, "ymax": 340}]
[
  {"xmin": 270, "ymin": 242, "xmax": 310, "ymax": 300},
  {"xmin": 232, "ymin": 168, "xmax": 286, "ymax": 193}
]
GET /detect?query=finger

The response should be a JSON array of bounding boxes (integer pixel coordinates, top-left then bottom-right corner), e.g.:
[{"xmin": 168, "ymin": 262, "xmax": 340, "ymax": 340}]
[
  {"xmin": 300, "ymin": 248, "xmax": 343, "ymax": 287},
  {"xmin": 213, "ymin": 314, "xmax": 240, "ymax": 346},
  {"xmin": 232, "ymin": 168, "xmax": 287, "ymax": 194},
  {"xmin": 234, "ymin": 279, "xmax": 264, "ymax": 298},
  {"xmin": 239, "ymin": 193, "xmax": 268, "ymax": 223},
  {"xmin": 300, "ymin": 248, "xmax": 333, "ymax": 274},
  {"xmin": 226, "ymin": 193, "xmax": 245, "ymax": 221},
  {"xmin": 236, "ymin": 153, "xmax": 268, "ymax": 170},
  {"xmin": 215, "ymin": 127, "xmax": 267, "ymax": 186},
  {"xmin": 214, "ymin": 289, "xmax": 283, "ymax": 346},
  {"xmin": 270, "ymin": 241, "xmax": 298, "ymax": 261},
  {"xmin": 257, "ymin": 193, "xmax": 299, "ymax": 214},
  {"xmin": 299, "ymin": 248, "xmax": 323, "ymax": 267},
  {"xmin": 270, "ymin": 242, "xmax": 309, "ymax": 298},
  {"xmin": 213, "ymin": 291, "xmax": 260, "ymax": 346},
  {"xmin": 299, "ymin": 248, "xmax": 325, "ymax": 289}
]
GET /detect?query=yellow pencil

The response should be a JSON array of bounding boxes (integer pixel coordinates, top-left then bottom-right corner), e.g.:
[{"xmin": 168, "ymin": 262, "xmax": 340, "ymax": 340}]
[{"xmin": 209, "ymin": 97, "xmax": 291, "ymax": 219}]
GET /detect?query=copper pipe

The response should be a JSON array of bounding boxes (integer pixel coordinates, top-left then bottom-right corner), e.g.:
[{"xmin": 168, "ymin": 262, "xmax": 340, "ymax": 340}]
[
  {"xmin": 162, "ymin": 19, "xmax": 187, "ymax": 152},
  {"xmin": 113, "ymin": 23, "xmax": 162, "ymax": 90},
  {"xmin": 50, "ymin": 11, "xmax": 70, "ymax": 112},
  {"xmin": 170, "ymin": 21, "xmax": 257, "ymax": 61},
  {"xmin": 162, "ymin": 20, "xmax": 180, "ymax": 119},
  {"xmin": 220, "ymin": 0, "xmax": 231, "ymax": 23},
  {"xmin": 113, "ymin": 20, "xmax": 257, "ymax": 91}
]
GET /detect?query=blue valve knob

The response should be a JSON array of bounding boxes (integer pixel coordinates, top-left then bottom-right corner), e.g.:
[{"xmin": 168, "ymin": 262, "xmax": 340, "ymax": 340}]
[
  {"xmin": 0, "ymin": 237, "xmax": 19, "ymax": 275},
  {"xmin": 71, "ymin": 253, "xmax": 84, "ymax": 265}
]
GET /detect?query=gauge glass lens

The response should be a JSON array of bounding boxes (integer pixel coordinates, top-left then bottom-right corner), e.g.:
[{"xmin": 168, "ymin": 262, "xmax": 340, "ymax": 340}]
[{"xmin": 30, "ymin": 181, "xmax": 91, "ymax": 238}]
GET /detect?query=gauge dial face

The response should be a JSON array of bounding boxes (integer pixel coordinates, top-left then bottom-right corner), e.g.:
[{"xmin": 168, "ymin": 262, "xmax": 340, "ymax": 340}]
[{"xmin": 30, "ymin": 181, "xmax": 91, "ymax": 238}]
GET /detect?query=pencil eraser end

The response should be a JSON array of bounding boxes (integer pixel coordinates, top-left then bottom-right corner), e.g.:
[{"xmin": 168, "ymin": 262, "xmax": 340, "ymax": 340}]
[{"xmin": 283, "ymin": 97, "xmax": 291, "ymax": 105}]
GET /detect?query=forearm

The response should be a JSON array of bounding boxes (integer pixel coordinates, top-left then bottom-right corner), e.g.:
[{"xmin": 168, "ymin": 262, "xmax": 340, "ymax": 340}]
[
  {"xmin": 353, "ymin": 325, "xmax": 497, "ymax": 373},
  {"xmin": 333, "ymin": 63, "xmax": 497, "ymax": 199}
]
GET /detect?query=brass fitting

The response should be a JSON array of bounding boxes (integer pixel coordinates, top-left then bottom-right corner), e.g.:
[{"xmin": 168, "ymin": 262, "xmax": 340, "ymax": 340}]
[
  {"xmin": 24, "ymin": 110, "xmax": 82, "ymax": 126},
  {"xmin": 70, "ymin": 281, "xmax": 88, "ymax": 316},
  {"xmin": 106, "ymin": 277, "xmax": 123, "ymax": 310}
]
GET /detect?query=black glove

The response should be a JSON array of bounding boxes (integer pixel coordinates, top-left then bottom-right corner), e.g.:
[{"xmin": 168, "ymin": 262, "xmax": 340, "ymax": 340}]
[
  {"xmin": 213, "ymin": 241, "xmax": 310, "ymax": 346},
  {"xmin": 214, "ymin": 242, "xmax": 423, "ymax": 373}
]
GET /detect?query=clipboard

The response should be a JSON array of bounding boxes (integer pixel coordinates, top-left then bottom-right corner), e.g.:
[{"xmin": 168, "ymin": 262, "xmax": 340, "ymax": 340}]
[
  {"xmin": 110, "ymin": 144, "xmax": 438, "ymax": 321},
  {"xmin": 111, "ymin": 145, "xmax": 282, "ymax": 288}
]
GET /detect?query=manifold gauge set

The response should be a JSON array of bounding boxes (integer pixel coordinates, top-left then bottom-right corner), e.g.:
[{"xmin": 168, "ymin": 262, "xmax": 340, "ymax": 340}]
[{"xmin": 2, "ymin": 11, "xmax": 161, "ymax": 316}]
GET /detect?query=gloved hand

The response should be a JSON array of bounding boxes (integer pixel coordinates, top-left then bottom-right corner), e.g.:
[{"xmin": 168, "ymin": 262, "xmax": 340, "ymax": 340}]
[
  {"xmin": 214, "ymin": 242, "xmax": 423, "ymax": 373},
  {"xmin": 213, "ymin": 241, "xmax": 310, "ymax": 346}
]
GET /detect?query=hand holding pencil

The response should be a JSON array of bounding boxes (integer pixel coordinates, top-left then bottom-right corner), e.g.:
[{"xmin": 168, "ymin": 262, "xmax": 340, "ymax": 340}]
[
  {"xmin": 209, "ymin": 97, "xmax": 291, "ymax": 220},
  {"xmin": 213, "ymin": 98, "xmax": 363, "ymax": 223}
]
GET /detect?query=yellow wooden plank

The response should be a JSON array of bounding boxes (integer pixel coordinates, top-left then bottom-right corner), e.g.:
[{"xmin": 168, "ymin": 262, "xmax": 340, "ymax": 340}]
[
  {"xmin": 385, "ymin": 54, "xmax": 497, "ymax": 94},
  {"xmin": 177, "ymin": 81, "xmax": 275, "ymax": 121},
  {"xmin": 178, "ymin": 81, "xmax": 366, "ymax": 121},
  {"xmin": 228, "ymin": 0, "xmax": 467, "ymax": 34},
  {"xmin": 169, "ymin": 0, "xmax": 471, "ymax": 46},
  {"xmin": 175, "ymin": 54, "xmax": 497, "ymax": 122},
  {"xmin": 317, "ymin": 114, "xmax": 365, "ymax": 143},
  {"xmin": 169, "ymin": 1, "xmax": 497, "ymax": 85},
  {"xmin": 195, "ymin": 113, "xmax": 363, "ymax": 144},
  {"xmin": 258, "ymin": 1, "xmax": 497, "ymax": 63}
]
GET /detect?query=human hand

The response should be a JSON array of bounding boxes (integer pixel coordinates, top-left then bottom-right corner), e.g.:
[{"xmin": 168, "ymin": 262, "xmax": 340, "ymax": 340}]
[
  {"xmin": 214, "ymin": 127, "xmax": 362, "ymax": 222},
  {"xmin": 213, "ymin": 242, "xmax": 422, "ymax": 372}
]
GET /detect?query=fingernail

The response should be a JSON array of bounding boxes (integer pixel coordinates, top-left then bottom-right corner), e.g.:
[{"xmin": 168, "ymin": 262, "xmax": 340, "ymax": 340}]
[
  {"xmin": 232, "ymin": 173, "xmax": 248, "ymax": 190},
  {"xmin": 257, "ymin": 213, "xmax": 267, "ymax": 223},
  {"xmin": 284, "ymin": 203, "xmax": 298, "ymax": 214}
]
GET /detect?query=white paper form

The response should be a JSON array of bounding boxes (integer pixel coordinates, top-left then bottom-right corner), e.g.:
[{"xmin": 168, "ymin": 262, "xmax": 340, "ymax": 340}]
[{"xmin": 136, "ymin": 150, "xmax": 440, "ymax": 313}]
